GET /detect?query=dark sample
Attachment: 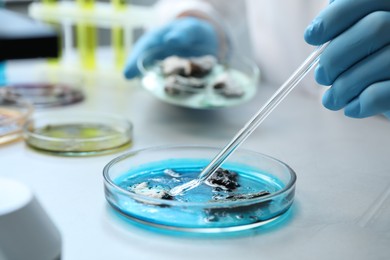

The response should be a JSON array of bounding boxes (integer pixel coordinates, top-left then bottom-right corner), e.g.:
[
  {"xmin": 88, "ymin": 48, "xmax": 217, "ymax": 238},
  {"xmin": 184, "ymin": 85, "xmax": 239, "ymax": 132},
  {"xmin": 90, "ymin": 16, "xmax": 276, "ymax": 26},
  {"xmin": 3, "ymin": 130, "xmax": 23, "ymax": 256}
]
[
  {"xmin": 161, "ymin": 55, "xmax": 217, "ymax": 78},
  {"xmin": 206, "ymin": 168, "xmax": 240, "ymax": 191},
  {"xmin": 212, "ymin": 73, "xmax": 244, "ymax": 98},
  {"xmin": 161, "ymin": 55, "xmax": 217, "ymax": 96},
  {"xmin": 160, "ymin": 55, "xmax": 245, "ymax": 99},
  {"xmin": 222, "ymin": 191, "xmax": 270, "ymax": 201},
  {"xmin": 163, "ymin": 75, "xmax": 205, "ymax": 96},
  {"xmin": 204, "ymin": 168, "xmax": 272, "ymax": 222},
  {"xmin": 128, "ymin": 182, "xmax": 173, "ymax": 200},
  {"xmin": 205, "ymin": 191, "xmax": 271, "ymax": 222},
  {"xmin": 161, "ymin": 56, "xmax": 189, "ymax": 76},
  {"xmin": 187, "ymin": 56, "xmax": 217, "ymax": 78}
]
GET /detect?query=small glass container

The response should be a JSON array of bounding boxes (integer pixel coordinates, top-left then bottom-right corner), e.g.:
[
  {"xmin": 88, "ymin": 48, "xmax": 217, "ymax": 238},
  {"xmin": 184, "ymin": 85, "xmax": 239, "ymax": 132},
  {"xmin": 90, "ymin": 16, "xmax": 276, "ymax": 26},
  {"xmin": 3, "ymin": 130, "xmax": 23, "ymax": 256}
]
[
  {"xmin": 138, "ymin": 47, "xmax": 260, "ymax": 109},
  {"xmin": 0, "ymin": 95, "xmax": 33, "ymax": 144},
  {"xmin": 104, "ymin": 146, "xmax": 296, "ymax": 234},
  {"xmin": 24, "ymin": 112, "xmax": 133, "ymax": 156}
]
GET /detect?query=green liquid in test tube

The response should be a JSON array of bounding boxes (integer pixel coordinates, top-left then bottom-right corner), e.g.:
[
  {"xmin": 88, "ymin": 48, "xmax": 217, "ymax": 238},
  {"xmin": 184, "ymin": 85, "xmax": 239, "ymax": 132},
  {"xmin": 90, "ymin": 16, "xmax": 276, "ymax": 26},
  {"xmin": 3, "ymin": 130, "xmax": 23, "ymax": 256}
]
[
  {"xmin": 76, "ymin": 0, "xmax": 96, "ymax": 70},
  {"xmin": 42, "ymin": 0, "xmax": 56, "ymax": 5},
  {"xmin": 112, "ymin": 0, "xmax": 126, "ymax": 69}
]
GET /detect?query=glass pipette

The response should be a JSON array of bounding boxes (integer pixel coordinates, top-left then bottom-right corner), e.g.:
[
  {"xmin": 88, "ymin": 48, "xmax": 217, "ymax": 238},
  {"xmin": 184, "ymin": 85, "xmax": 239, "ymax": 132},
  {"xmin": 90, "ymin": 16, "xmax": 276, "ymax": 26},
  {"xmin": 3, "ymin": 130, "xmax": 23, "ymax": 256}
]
[{"xmin": 170, "ymin": 42, "xmax": 330, "ymax": 196}]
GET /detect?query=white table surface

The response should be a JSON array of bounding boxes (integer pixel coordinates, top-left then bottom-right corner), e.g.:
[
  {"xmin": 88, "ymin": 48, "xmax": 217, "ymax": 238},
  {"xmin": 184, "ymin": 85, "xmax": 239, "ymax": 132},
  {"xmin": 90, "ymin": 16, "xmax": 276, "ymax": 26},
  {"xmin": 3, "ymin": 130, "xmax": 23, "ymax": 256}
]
[{"xmin": 1, "ymin": 75, "xmax": 390, "ymax": 260}]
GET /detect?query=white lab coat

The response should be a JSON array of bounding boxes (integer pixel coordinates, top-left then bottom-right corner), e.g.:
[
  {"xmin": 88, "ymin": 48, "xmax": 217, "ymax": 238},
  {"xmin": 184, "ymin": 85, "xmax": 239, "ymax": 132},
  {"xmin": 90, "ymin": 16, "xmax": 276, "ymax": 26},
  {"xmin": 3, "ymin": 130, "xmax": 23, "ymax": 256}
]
[{"xmin": 153, "ymin": 0, "xmax": 328, "ymax": 96}]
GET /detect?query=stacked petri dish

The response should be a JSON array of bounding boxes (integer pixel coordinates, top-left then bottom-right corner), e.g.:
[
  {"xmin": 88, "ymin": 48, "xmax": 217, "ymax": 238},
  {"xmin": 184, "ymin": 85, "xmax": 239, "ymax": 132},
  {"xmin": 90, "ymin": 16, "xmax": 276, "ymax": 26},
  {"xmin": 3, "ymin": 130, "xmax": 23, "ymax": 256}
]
[
  {"xmin": 0, "ymin": 70, "xmax": 84, "ymax": 108},
  {"xmin": 0, "ymin": 95, "xmax": 33, "ymax": 144}
]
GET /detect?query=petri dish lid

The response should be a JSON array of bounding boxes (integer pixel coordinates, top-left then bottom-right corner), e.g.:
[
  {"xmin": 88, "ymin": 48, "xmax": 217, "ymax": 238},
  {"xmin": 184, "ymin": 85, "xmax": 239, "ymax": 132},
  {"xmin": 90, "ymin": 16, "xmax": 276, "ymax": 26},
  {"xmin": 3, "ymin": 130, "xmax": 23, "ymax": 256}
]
[
  {"xmin": 24, "ymin": 112, "xmax": 133, "ymax": 156},
  {"xmin": 0, "ymin": 83, "xmax": 84, "ymax": 108},
  {"xmin": 0, "ymin": 94, "xmax": 33, "ymax": 145},
  {"xmin": 1, "ymin": 69, "xmax": 85, "ymax": 108}
]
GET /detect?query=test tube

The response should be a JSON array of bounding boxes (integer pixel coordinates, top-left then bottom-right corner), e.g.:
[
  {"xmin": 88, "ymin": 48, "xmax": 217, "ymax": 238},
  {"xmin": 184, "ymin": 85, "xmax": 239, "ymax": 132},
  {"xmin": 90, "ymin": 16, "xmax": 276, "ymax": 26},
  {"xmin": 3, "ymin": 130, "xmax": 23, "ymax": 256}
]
[
  {"xmin": 42, "ymin": 0, "xmax": 62, "ymax": 65},
  {"xmin": 111, "ymin": 0, "xmax": 126, "ymax": 69},
  {"xmin": 76, "ymin": 0, "xmax": 97, "ymax": 70},
  {"xmin": 42, "ymin": 0, "xmax": 56, "ymax": 5}
]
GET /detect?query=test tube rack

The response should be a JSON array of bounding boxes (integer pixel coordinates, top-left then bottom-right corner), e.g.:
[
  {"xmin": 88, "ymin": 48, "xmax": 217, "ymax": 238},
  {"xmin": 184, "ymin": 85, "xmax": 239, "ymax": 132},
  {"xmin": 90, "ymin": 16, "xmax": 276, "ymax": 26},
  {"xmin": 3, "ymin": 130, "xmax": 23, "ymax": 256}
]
[{"xmin": 28, "ymin": 1, "xmax": 154, "ymax": 83}]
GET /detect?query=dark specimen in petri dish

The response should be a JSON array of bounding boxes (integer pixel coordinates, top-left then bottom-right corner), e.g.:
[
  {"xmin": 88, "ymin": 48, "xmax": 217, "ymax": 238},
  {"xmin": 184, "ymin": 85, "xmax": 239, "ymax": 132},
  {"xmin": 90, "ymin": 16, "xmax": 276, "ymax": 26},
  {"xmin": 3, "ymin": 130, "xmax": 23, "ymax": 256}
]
[
  {"xmin": 224, "ymin": 190, "xmax": 271, "ymax": 200},
  {"xmin": 205, "ymin": 168, "xmax": 240, "ymax": 191},
  {"xmin": 212, "ymin": 73, "xmax": 244, "ymax": 98},
  {"xmin": 128, "ymin": 182, "xmax": 173, "ymax": 200},
  {"xmin": 164, "ymin": 75, "xmax": 205, "ymax": 96},
  {"xmin": 205, "ymin": 190, "xmax": 271, "ymax": 223},
  {"xmin": 161, "ymin": 55, "xmax": 217, "ymax": 96},
  {"xmin": 161, "ymin": 55, "xmax": 217, "ymax": 78},
  {"xmin": 187, "ymin": 56, "xmax": 218, "ymax": 78}
]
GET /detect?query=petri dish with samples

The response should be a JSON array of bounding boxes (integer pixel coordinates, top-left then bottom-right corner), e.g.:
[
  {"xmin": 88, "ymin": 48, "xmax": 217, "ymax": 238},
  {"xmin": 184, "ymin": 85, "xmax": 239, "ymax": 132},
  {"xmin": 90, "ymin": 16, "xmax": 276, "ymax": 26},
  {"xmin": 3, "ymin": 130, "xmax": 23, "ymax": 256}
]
[
  {"xmin": 103, "ymin": 146, "xmax": 296, "ymax": 234},
  {"xmin": 138, "ymin": 47, "xmax": 260, "ymax": 109},
  {"xmin": 0, "ymin": 71, "xmax": 84, "ymax": 108},
  {"xmin": 24, "ymin": 112, "xmax": 133, "ymax": 156},
  {"xmin": 0, "ymin": 95, "xmax": 33, "ymax": 144}
]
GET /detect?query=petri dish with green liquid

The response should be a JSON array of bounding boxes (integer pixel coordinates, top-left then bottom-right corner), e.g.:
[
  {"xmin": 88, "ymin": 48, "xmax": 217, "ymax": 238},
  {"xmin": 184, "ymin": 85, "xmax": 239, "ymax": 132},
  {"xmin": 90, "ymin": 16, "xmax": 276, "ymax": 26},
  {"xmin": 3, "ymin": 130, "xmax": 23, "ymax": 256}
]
[{"xmin": 24, "ymin": 112, "xmax": 133, "ymax": 156}]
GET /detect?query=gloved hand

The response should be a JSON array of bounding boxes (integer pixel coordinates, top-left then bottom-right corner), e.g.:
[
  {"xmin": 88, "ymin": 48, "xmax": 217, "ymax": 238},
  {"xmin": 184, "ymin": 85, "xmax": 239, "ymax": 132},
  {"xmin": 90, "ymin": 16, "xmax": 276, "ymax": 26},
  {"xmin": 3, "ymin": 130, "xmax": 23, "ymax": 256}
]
[
  {"xmin": 304, "ymin": 0, "xmax": 390, "ymax": 118},
  {"xmin": 124, "ymin": 17, "xmax": 219, "ymax": 79}
]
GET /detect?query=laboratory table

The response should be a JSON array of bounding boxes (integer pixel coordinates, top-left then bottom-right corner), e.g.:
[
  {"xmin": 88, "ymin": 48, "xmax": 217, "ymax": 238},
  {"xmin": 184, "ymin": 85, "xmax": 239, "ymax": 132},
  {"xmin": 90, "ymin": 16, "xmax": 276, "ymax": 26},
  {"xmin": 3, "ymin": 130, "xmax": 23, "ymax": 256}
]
[{"xmin": 1, "ymin": 76, "xmax": 390, "ymax": 260}]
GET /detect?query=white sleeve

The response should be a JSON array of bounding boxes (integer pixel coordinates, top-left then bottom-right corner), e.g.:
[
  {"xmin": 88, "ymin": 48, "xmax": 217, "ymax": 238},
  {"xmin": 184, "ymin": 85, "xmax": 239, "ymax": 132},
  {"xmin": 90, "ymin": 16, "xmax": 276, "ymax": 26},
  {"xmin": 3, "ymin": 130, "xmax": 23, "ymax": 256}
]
[{"xmin": 152, "ymin": 0, "xmax": 218, "ymax": 26}]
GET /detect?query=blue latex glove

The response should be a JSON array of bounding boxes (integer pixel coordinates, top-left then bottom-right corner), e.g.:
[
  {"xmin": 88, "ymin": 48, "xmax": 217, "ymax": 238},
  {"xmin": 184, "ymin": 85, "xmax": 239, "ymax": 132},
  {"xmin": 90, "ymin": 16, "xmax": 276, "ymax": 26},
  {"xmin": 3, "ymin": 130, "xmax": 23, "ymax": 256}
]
[
  {"xmin": 304, "ymin": 0, "xmax": 390, "ymax": 118},
  {"xmin": 124, "ymin": 17, "xmax": 219, "ymax": 79}
]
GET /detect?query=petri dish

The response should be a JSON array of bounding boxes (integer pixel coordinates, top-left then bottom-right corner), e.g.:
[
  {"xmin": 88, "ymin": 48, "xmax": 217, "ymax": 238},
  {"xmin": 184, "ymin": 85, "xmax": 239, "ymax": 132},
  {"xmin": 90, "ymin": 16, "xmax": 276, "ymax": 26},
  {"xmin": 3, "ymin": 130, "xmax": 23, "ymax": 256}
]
[
  {"xmin": 103, "ymin": 146, "xmax": 296, "ymax": 234},
  {"xmin": 0, "ymin": 72, "xmax": 84, "ymax": 108},
  {"xmin": 0, "ymin": 95, "xmax": 33, "ymax": 144},
  {"xmin": 24, "ymin": 112, "xmax": 133, "ymax": 156},
  {"xmin": 138, "ymin": 47, "xmax": 260, "ymax": 109}
]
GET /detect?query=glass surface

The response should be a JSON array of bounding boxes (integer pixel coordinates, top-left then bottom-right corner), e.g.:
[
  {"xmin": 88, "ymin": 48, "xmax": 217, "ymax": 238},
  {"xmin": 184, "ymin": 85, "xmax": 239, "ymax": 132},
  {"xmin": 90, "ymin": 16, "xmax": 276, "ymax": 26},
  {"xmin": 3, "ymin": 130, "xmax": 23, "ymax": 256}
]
[
  {"xmin": 24, "ymin": 112, "xmax": 133, "ymax": 156},
  {"xmin": 103, "ymin": 146, "xmax": 296, "ymax": 233},
  {"xmin": 0, "ymin": 95, "xmax": 33, "ymax": 145},
  {"xmin": 138, "ymin": 47, "xmax": 260, "ymax": 109}
]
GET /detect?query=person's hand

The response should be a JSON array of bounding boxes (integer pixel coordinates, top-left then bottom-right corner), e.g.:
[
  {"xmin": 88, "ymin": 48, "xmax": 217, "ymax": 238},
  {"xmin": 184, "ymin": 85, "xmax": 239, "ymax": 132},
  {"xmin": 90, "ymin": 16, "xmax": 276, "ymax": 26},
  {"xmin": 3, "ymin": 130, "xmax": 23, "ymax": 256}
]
[
  {"xmin": 124, "ymin": 17, "xmax": 219, "ymax": 79},
  {"xmin": 304, "ymin": 0, "xmax": 390, "ymax": 118}
]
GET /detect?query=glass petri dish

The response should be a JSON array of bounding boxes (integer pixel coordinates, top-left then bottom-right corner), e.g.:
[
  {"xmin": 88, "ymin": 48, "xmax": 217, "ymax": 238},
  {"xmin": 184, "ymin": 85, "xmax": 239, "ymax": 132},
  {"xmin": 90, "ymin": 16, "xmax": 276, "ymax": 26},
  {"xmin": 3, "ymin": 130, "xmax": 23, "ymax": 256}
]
[
  {"xmin": 0, "ymin": 95, "xmax": 33, "ymax": 145},
  {"xmin": 0, "ymin": 71, "xmax": 84, "ymax": 108},
  {"xmin": 103, "ymin": 146, "xmax": 296, "ymax": 234},
  {"xmin": 138, "ymin": 47, "xmax": 260, "ymax": 109},
  {"xmin": 24, "ymin": 112, "xmax": 133, "ymax": 156}
]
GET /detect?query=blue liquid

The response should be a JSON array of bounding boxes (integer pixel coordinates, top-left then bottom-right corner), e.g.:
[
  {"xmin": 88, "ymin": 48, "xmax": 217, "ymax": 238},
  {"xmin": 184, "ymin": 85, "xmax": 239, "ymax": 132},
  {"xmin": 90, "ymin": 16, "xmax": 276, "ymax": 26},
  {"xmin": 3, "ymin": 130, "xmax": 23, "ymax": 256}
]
[
  {"xmin": 109, "ymin": 159, "xmax": 294, "ymax": 230},
  {"xmin": 0, "ymin": 62, "xmax": 6, "ymax": 86}
]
